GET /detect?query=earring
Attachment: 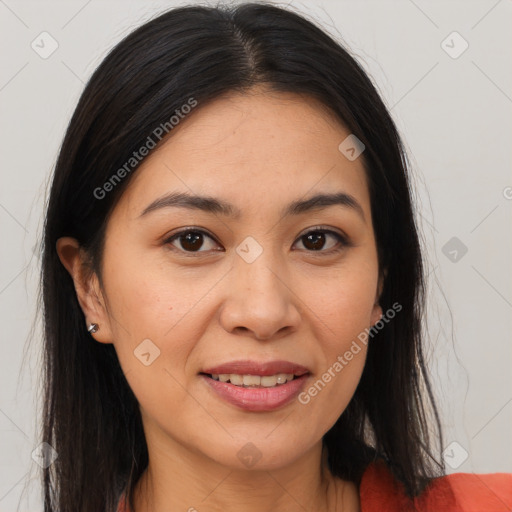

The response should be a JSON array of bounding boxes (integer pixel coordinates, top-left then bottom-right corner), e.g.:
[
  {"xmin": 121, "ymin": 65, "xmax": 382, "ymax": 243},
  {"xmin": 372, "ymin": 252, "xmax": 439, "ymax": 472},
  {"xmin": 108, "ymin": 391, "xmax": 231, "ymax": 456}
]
[{"xmin": 87, "ymin": 323, "xmax": 99, "ymax": 334}]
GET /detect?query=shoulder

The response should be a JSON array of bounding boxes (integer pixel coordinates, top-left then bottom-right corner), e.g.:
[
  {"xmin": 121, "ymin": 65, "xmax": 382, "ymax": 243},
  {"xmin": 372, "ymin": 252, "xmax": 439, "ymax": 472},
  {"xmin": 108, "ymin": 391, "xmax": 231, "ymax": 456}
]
[{"xmin": 359, "ymin": 458, "xmax": 512, "ymax": 512}]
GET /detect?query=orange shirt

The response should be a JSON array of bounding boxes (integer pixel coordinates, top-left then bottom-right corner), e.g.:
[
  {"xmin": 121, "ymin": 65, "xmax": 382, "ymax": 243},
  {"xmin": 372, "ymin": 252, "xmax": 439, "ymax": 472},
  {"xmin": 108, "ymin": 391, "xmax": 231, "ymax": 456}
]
[
  {"xmin": 360, "ymin": 458, "xmax": 512, "ymax": 511},
  {"xmin": 116, "ymin": 459, "xmax": 512, "ymax": 511}
]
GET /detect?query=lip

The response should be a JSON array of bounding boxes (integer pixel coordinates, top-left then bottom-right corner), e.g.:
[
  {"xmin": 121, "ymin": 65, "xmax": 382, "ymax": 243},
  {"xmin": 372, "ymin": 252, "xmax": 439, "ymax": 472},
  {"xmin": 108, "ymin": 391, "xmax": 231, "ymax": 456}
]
[
  {"xmin": 201, "ymin": 373, "xmax": 310, "ymax": 412},
  {"xmin": 201, "ymin": 359, "xmax": 311, "ymax": 377},
  {"xmin": 200, "ymin": 359, "xmax": 311, "ymax": 412}
]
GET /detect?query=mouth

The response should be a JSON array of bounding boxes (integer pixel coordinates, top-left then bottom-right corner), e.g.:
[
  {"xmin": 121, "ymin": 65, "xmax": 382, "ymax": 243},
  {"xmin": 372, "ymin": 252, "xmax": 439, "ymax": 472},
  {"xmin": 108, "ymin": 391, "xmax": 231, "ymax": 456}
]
[
  {"xmin": 200, "ymin": 359, "xmax": 310, "ymax": 384},
  {"xmin": 200, "ymin": 372, "xmax": 303, "ymax": 388},
  {"xmin": 199, "ymin": 360, "xmax": 311, "ymax": 411}
]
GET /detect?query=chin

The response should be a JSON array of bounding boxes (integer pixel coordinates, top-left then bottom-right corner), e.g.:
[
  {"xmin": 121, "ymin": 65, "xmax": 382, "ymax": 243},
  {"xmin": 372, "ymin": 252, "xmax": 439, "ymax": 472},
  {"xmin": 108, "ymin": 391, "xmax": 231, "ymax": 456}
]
[{"xmin": 204, "ymin": 436, "xmax": 311, "ymax": 472}]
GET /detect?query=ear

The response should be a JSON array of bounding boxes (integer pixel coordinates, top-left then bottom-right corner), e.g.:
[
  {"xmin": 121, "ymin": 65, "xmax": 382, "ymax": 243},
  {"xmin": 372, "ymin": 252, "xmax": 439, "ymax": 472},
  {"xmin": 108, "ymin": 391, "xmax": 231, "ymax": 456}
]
[
  {"xmin": 56, "ymin": 237, "xmax": 113, "ymax": 344},
  {"xmin": 370, "ymin": 268, "xmax": 387, "ymax": 327}
]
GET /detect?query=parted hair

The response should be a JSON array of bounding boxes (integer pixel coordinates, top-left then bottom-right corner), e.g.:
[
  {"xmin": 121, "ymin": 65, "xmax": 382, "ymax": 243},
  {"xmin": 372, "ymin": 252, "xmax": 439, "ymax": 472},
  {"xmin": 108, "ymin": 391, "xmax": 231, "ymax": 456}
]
[{"xmin": 40, "ymin": 3, "xmax": 445, "ymax": 511}]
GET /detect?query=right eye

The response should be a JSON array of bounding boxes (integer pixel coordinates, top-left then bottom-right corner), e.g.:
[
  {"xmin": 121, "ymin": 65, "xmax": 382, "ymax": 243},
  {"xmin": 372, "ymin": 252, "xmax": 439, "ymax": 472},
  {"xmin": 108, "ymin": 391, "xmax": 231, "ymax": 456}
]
[{"xmin": 164, "ymin": 228, "xmax": 223, "ymax": 255}]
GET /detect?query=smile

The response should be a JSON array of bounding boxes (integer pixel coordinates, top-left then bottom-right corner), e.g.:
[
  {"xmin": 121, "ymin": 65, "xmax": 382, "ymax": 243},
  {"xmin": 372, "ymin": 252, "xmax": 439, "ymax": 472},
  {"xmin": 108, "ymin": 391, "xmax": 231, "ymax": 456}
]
[
  {"xmin": 200, "ymin": 373, "xmax": 310, "ymax": 412},
  {"xmin": 208, "ymin": 373, "xmax": 297, "ymax": 387}
]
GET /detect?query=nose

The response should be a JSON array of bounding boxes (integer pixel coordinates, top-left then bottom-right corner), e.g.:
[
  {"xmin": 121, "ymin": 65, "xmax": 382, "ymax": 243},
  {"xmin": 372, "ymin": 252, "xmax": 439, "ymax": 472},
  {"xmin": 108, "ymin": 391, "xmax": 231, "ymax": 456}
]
[{"xmin": 218, "ymin": 252, "xmax": 301, "ymax": 341}]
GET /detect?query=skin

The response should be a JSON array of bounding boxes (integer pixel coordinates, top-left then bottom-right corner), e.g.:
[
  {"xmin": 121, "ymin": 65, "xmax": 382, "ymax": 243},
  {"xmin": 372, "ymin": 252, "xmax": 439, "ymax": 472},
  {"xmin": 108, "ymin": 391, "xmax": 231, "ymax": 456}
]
[{"xmin": 57, "ymin": 86, "xmax": 384, "ymax": 512}]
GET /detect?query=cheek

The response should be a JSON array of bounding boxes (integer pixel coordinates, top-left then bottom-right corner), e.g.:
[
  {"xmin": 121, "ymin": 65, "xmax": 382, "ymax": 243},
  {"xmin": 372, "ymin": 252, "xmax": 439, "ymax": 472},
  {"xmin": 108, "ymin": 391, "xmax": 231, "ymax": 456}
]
[
  {"xmin": 295, "ymin": 322, "xmax": 368, "ymax": 444},
  {"xmin": 101, "ymin": 249, "xmax": 205, "ymax": 394},
  {"xmin": 293, "ymin": 261, "xmax": 375, "ymax": 424},
  {"xmin": 304, "ymin": 261, "xmax": 378, "ymax": 343},
  {"xmin": 102, "ymin": 242, "xmax": 202, "ymax": 338}
]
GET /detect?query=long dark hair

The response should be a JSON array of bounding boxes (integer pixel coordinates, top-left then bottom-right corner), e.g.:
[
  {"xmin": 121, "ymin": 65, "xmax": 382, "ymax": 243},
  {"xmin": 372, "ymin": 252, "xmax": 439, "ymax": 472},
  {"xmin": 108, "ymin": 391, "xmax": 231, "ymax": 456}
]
[{"xmin": 40, "ymin": 3, "xmax": 445, "ymax": 511}]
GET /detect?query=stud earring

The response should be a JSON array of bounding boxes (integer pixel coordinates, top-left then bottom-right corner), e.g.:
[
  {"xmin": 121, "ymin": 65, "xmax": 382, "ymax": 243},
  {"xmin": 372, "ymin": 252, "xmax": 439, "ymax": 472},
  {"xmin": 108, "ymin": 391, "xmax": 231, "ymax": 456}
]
[{"xmin": 87, "ymin": 323, "xmax": 99, "ymax": 334}]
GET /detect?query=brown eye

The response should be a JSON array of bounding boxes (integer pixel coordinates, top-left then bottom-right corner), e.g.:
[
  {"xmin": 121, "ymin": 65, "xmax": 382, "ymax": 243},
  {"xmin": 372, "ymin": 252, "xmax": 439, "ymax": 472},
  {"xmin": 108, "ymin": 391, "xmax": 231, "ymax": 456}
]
[
  {"xmin": 164, "ymin": 227, "xmax": 350, "ymax": 257},
  {"xmin": 178, "ymin": 232, "xmax": 204, "ymax": 251},
  {"xmin": 294, "ymin": 229, "xmax": 349, "ymax": 253},
  {"xmin": 165, "ymin": 229, "xmax": 221, "ymax": 254}
]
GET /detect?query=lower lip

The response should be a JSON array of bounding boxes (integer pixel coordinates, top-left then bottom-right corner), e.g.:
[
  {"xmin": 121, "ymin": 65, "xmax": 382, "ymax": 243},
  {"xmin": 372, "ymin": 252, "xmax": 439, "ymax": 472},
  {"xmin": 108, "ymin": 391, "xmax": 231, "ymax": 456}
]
[{"xmin": 201, "ymin": 374, "xmax": 309, "ymax": 412}]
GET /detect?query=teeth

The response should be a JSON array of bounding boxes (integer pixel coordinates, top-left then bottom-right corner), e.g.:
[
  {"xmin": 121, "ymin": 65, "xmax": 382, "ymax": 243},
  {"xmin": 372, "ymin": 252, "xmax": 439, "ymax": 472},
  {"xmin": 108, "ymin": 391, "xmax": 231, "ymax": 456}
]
[
  {"xmin": 230, "ymin": 374, "xmax": 244, "ymax": 386},
  {"xmin": 243, "ymin": 375, "xmax": 261, "ymax": 386},
  {"xmin": 261, "ymin": 375, "xmax": 279, "ymax": 387},
  {"xmin": 276, "ymin": 374, "xmax": 288, "ymax": 384},
  {"xmin": 210, "ymin": 373, "xmax": 296, "ymax": 387}
]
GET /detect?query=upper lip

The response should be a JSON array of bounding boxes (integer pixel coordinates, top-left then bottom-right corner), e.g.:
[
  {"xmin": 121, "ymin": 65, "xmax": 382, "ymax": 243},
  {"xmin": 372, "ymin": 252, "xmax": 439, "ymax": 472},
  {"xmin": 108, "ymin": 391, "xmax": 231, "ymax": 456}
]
[{"xmin": 201, "ymin": 360, "xmax": 311, "ymax": 377}]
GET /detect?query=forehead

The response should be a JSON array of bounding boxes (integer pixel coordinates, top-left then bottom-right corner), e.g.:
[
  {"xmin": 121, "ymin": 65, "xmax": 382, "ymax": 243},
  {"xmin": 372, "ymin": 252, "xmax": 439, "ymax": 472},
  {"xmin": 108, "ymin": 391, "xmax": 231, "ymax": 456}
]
[{"xmin": 116, "ymin": 89, "xmax": 371, "ymax": 220}]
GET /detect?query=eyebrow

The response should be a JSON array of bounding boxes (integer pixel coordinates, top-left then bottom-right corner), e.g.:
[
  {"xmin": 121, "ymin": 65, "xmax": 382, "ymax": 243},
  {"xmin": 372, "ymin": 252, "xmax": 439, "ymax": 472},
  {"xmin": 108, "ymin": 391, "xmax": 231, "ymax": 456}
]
[{"xmin": 139, "ymin": 190, "xmax": 365, "ymax": 223}]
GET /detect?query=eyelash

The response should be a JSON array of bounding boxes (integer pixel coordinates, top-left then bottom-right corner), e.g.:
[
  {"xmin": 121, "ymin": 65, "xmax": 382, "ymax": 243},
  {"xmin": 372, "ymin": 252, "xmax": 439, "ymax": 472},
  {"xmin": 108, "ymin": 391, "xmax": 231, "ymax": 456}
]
[{"xmin": 163, "ymin": 226, "xmax": 351, "ymax": 257}]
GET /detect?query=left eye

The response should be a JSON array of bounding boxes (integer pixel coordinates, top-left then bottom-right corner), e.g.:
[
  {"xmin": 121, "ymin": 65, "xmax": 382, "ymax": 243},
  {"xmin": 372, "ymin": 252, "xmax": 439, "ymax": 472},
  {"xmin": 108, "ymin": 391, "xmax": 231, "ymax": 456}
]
[
  {"xmin": 164, "ymin": 228, "xmax": 348, "ymax": 255},
  {"xmin": 294, "ymin": 229, "xmax": 348, "ymax": 253}
]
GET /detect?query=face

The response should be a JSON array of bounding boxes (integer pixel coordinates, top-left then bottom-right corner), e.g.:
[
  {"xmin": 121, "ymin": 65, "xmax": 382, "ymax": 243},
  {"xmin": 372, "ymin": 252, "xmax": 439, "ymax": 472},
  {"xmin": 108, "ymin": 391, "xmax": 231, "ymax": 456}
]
[{"xmin": 68, "ymin": 88, "xmax": 383, "ymax": 471}]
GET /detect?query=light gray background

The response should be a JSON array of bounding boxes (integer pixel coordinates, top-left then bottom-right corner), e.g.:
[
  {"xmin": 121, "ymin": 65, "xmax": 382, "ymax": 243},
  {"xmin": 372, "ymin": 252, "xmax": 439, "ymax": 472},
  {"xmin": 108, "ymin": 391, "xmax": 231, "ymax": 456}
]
[{"xmin": 1, "ymin": 0, "xmax": 511, "ymax": 510}]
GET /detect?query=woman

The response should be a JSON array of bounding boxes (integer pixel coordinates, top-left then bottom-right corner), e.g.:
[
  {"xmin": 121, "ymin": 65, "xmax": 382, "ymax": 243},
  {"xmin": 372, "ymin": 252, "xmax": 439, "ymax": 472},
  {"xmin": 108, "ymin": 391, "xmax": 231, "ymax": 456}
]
[{"xmin": 40, "ymin": 2, "xmax": 511, "ymax": 511}]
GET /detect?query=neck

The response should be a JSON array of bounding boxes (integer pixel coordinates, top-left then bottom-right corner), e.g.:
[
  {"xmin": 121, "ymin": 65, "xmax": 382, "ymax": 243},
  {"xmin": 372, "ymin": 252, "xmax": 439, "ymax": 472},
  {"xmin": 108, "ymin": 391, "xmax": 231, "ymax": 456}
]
[{"xmin": 131, "ymin": 435, "xmax": 354, "ymax": 512}]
